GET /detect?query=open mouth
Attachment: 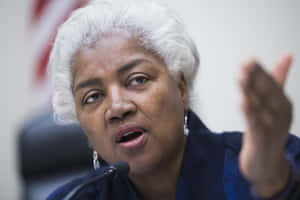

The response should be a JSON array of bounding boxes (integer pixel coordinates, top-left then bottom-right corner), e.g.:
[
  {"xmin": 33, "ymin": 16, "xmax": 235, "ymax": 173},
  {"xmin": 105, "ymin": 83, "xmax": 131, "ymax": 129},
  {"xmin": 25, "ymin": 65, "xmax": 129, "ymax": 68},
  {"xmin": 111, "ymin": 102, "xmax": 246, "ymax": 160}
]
[
  {"xmin": 115, "ymin": 126, "xmax": 147, "ymax": 149},
  {"xmin": 118, "ymin": 131, "xmax": 143, "ymax": 143}
]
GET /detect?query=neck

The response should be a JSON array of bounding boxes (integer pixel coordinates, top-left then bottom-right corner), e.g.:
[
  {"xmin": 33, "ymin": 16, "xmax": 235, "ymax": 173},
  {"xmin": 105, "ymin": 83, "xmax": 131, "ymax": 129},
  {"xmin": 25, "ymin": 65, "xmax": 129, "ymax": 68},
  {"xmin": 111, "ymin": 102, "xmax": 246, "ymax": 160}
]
[{"xmin": 129, "ymin": 136, "xmax": 187, "ymax": 200}]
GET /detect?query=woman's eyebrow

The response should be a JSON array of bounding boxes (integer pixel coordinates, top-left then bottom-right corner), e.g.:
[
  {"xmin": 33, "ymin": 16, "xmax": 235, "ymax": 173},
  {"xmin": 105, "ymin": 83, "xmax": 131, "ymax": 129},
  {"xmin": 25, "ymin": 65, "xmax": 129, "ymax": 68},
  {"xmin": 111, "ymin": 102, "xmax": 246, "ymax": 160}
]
[
  {"xmin": 73, "ymin": 78, "xmax": 102, "ymax": 93},
  {"xmin": 73, "ymin": 59, "xmax": 148, "ymax": 93},
  {"xmin": 117, "ymin": 59, "xmax": 147, "ymax": 74}
]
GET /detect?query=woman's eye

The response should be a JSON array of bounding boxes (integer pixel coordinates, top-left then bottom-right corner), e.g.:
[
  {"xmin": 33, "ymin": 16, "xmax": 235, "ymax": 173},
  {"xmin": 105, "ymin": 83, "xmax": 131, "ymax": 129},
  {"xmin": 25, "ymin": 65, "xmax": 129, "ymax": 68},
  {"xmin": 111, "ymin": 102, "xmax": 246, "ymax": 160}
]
[
  {"xmin": 83, "ymin": 93, "xmax": 100, "ymax": 105},
  {"xmin": 129, "ymin": 76, "xmax": 148, "ymax": 86}
]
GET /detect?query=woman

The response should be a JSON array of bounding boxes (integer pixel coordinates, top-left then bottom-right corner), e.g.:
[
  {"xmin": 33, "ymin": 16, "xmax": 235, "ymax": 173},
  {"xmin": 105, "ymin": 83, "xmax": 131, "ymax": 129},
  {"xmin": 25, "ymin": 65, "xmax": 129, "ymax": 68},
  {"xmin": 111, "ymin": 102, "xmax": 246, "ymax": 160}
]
[{"xmin": 48, "ymin": 0, "xmax": 300, "ymax": 199}]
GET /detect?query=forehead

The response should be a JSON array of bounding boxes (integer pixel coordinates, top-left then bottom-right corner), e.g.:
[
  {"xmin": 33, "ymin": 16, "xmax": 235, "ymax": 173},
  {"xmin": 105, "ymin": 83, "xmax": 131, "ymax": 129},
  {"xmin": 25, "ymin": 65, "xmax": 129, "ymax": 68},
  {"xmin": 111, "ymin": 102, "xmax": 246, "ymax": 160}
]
[{"xmin": 71, "ymin": 31, "xmax": 166, "ymax": 82}]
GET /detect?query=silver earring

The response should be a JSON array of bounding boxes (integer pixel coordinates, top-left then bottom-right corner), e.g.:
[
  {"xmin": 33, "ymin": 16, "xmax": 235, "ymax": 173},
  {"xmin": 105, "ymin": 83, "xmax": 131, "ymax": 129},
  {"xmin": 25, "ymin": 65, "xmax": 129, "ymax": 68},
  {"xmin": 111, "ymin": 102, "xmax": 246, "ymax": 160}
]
[
  {"xmin": 184, "ymin": 113, "xmax": 190, "ymax": 136},
  {"xmin": 93, "ymin": 150, "xmax": 100, "ymax": 170}
]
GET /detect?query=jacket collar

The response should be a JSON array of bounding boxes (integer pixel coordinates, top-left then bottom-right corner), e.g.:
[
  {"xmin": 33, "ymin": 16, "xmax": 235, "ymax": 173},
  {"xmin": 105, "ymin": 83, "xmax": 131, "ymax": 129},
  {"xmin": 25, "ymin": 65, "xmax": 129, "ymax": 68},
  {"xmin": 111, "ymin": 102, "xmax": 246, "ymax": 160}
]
[{"xmin": 179, "ymin": 110, "xmax": 226, "ymax": 199}]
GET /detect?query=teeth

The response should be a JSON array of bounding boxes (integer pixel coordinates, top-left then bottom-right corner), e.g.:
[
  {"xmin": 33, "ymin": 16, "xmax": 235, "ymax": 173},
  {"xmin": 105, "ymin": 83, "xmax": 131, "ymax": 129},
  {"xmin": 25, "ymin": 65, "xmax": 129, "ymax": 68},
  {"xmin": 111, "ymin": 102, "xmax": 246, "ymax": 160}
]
[{"xmin": 123, "ymin": 131, "xmax": 135, "ymax": 137}]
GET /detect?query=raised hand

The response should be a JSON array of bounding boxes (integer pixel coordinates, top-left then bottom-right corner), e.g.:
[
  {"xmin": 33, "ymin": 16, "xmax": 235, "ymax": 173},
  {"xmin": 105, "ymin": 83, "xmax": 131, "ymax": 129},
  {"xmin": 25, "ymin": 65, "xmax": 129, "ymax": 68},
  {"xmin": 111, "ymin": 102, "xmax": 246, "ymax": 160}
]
[{"xmin": 238, "ymin": 54, "xmax": 293, "ymax": 197}]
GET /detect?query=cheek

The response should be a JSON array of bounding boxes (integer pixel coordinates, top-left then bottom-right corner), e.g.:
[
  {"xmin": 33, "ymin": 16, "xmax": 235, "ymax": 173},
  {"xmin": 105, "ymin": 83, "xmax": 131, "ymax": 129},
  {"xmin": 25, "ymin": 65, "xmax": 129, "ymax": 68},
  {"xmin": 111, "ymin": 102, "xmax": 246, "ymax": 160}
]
[
  {"xmin": 140, "ymin": 80, "xmax": 185, "ymax": 163},
  {"xmin": 79, "ymin": 111, "xmax": 100, "ymax": 137},
  {"xmin": 135, "ymin": 78, "xmax": 185, "ymax": 136},
  {"xmin": 79, "ymin": 116, "xmax": 100, "ymax": 147},
  {"xmin": 77, "ymin": 104, "xmax": 105, "ymax": 134},
  {"xmin": 146, "ymin": 80, "xmax": 183, "ymax": 119},
  {"xmin": 78, "ymin": 112, "xmax": 114, "ymax": 160}
]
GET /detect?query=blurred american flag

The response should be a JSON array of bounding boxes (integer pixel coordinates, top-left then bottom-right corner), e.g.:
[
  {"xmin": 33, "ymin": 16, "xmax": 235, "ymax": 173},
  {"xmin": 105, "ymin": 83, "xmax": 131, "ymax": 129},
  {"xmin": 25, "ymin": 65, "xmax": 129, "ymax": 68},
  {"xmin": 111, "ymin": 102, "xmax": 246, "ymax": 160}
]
[{"xmin": 30, "ymin": 0, "xmax": 87, "ymax": 110}]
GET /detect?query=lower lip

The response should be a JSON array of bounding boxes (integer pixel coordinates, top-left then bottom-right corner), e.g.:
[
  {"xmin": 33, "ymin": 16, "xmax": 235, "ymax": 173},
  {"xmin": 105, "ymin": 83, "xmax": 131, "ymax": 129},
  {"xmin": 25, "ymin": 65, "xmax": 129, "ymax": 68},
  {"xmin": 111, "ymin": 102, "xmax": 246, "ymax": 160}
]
[{"xmin": 119, "ymin": 132, "xmax": 146, "ymax": 150}]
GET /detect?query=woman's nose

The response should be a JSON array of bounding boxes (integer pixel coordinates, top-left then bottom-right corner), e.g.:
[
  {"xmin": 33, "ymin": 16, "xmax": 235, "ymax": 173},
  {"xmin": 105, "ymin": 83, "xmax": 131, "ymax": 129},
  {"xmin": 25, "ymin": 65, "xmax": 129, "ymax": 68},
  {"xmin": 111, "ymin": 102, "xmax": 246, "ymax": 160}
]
[{"xmin": 104, "ymin": 87, "xmax": 136, "ymax": 123}]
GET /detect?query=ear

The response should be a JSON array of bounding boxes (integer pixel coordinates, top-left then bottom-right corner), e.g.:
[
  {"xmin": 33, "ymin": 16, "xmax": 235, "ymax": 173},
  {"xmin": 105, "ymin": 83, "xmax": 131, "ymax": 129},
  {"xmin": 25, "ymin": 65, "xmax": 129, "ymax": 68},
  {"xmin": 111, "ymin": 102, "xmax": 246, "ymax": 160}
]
[{"xmin": 177, "ymin": 72, "xmax": 189, "ymax": 111}]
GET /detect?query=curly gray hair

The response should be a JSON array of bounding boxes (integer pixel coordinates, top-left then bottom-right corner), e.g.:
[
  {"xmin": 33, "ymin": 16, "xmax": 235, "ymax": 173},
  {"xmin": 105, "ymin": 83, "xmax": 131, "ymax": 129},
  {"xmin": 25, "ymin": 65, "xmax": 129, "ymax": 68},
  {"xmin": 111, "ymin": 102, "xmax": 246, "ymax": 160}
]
[{"xmin": 50, "ymin": 0, "xmax": 200, "ymax": 124}]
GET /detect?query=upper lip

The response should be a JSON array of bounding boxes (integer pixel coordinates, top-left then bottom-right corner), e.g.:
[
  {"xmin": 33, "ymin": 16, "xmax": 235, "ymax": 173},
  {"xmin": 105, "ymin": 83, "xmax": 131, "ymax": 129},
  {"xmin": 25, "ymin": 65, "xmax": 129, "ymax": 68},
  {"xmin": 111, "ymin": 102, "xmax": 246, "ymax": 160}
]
[{"xmin": 114, "ymin": 124, "xmax": 145, "ymax": 143}]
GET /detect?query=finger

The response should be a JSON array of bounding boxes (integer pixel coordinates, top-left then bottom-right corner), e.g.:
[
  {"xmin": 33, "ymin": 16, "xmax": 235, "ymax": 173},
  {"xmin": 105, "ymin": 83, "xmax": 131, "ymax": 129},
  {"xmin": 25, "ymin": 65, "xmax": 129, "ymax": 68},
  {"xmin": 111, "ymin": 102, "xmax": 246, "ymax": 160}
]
[
  {"xmin": 242, "ymin": 87, "xmax": 277, "ymax": 126},
  {"xmin": 240, "ymin": 60, "xmax": 287, "ymax": 107},
  {"xmin": 242, "ymin": 96, "xmax": 271, "ymax": 135},
  {"xmin": 241, "ymin": 75, "xmax": 286, "ymax": 132},
  {"xmin": 249, "ymin": 70, "xmax": 289, "ymax": 113},
  {"xmin": 242, "ymin": 97, "xmax": 287, "ymax": 141},
  {"xmin": 243, "ymin": 77, "xmax": 287, "ymax": 124},
  {"xmin": 271, "ymin": 53, "xmax": 293, "ymax": 88},
  {"xmin": 239, "ymin": 60, "xmax": 275, "ymax": 94},
  {"xmin": 239, "ymin": 61, "xmax": 272, "ymax": 120},
  {"xmin": 242, "ymin": 78, "xmax": 292, "ymax": 136},
  {"xmin": 239, "ymin": 59, "xmax": 259, "ymax": 89},
  {"xmin": 240, "ymin": 65, "xmax": 271, "ymax": 104}
]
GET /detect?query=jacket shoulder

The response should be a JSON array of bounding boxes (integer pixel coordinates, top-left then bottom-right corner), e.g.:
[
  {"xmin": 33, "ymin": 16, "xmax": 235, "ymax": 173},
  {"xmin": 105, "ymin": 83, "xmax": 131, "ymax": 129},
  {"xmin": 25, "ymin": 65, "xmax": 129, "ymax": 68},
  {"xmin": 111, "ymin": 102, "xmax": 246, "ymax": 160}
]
[
  {"xmin": 286, "ymin": 134, "xmax": 300, "ymax": 166},
  {"xmin": 222, "ymin": 131, "xmax": 300, "ymax": 158},
  {"xmin": 222, "ymin": 131, "xmax": 243, "ymax": 154}
]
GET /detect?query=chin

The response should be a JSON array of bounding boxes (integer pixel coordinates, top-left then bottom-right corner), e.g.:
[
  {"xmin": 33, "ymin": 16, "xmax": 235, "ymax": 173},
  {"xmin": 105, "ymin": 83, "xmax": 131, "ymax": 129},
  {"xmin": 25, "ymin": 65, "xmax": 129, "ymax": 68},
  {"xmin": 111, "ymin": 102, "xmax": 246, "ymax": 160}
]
[
  {"xmin": 126, "ymin": 154, "xmax": 162, "ymax": 178},
  {"xmin": 127, "ymin": 162, "xmax": 150, "ymax": 177}
]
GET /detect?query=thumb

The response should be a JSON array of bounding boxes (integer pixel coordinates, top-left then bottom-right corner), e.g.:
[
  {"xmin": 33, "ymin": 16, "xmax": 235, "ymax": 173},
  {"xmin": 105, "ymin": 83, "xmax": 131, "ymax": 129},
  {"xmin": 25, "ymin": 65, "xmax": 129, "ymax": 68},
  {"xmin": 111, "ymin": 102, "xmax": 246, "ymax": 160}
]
[{"xmin": 271, "ymin": 53, "xmax": 293, "ymax": 88}]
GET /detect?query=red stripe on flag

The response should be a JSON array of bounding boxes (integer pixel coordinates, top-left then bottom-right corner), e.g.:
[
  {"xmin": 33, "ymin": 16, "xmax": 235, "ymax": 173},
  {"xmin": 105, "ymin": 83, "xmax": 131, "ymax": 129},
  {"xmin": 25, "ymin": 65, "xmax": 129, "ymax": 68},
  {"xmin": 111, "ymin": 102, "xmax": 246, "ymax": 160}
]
[
  {"xmin": 31, "ymin": 0, "xmax": 51, "ymax": 24},
  {"xmin": 35, "ymin": 44, "xmax": 52, "ymax": 82},
  {"xmin": 34, "ymin": 1, "xmax": 83, "ymax": 82}
]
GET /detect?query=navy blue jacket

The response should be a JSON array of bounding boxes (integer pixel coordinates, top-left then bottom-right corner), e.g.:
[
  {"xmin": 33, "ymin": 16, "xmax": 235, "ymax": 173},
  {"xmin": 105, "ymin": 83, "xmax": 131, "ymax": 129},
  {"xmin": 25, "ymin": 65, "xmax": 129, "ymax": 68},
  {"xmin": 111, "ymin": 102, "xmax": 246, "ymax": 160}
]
[{"xmin": 47, "ymin": 111, "xmax": 300, "ymax": 200}]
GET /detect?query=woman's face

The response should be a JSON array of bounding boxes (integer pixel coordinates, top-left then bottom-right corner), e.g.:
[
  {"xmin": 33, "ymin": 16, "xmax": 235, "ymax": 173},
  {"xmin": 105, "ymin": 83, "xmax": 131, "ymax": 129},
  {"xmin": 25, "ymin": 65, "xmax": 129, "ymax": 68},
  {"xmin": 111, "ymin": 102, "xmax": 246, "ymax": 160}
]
[{"xmin": 72, "ymin": 32, "xmax": 188, "ymax": 176}]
